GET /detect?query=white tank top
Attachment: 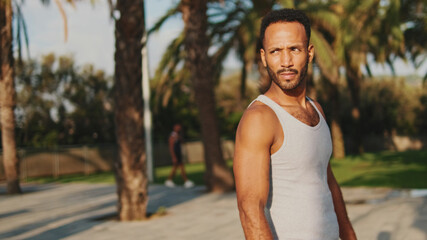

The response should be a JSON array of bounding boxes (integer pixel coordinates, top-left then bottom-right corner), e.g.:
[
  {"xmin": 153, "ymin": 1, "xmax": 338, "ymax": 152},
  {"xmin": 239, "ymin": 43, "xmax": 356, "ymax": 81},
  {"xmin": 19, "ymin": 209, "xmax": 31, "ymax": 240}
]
[{"xmin": 251, "ymin": 95, "xmax": 339, "ymax": 240}]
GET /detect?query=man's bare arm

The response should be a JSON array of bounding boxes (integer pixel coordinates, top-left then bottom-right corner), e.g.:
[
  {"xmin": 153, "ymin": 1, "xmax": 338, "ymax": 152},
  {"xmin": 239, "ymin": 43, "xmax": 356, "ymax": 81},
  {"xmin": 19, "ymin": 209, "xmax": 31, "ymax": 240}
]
[
  {"xmin": 327, "ymin": 164, "xmax": 357, "ymax": 240},
  {"xmin": 234, "ymin": 105, "xmax": 275, "ymax": 240}
]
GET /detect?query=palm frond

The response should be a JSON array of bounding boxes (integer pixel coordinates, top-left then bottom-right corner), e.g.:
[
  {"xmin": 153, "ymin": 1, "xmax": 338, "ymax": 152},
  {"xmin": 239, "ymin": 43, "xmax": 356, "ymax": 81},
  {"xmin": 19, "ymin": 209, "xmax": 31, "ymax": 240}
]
[
  {"xmin": 364, "ymin": 63, "xmax": 373, "ymax": 77},
  {"xmin": 13, "ymin": 0, "xmax": 31, "ymax": 63},
  {"xmin": 306, "ymin": 6, "xmax": 341, "ymax": 38},
  {"xmin": 311, "ymin": 29, "xmax": 339, "ymax": 84},
  {"xmin": 386, "ymin": 57, "xmax": 396, "ymax": 76},
  {"xmin": 153, "ymin": 31, "xmax": 185, "ymax": 80},
  {"xmin": 147, "ymin": 2, "xmax": 180, "ymax": 36}
]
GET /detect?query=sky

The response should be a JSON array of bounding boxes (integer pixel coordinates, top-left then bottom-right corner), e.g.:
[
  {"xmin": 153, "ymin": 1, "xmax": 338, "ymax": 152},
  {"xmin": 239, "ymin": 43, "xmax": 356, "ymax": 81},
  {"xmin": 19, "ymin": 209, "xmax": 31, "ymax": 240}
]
[
  {"xmin": 19, "ymin": 0, "xmax": 426, "ymax": 78},
  {"xmin": 19, "ymin": 0, "xmax": 185, "ymax": 76}
]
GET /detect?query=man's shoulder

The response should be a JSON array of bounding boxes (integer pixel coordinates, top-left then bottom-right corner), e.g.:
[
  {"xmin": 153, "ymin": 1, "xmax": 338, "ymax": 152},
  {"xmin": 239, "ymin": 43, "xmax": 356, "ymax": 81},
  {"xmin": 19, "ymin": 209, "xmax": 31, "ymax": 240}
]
[
  {"xmin": 235, "ymin": 99, "xmax": 279, "ymax": 149},
  {"xmin": 238, "ymin": 100, "xmax": 279, "ymax": 136},
  {"xmin": 244, "ymin": 100, "xmax": 277, "ymax": 122}
]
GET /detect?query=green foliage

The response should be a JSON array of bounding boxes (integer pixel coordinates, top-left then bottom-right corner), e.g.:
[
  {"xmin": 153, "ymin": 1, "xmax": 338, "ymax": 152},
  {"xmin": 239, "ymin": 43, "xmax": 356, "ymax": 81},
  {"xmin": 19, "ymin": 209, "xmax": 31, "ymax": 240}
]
[
  {"xmin": 14, "ymin": 53, "xmax": 115, "ymax": 148},
  {"xmin": 360, "ymin": 77, "xmax": 419, "ymax": 135},
  {"xmin": 215, "ymin": 72, "xmax": 259, "ymax": 138},
  {"xmin": 151, "ymin": 69, "xmax": 200, "ymax": 141},
  {"xmin": 317, "ymin": 76, "xmax": 425, "ymax": 144}
]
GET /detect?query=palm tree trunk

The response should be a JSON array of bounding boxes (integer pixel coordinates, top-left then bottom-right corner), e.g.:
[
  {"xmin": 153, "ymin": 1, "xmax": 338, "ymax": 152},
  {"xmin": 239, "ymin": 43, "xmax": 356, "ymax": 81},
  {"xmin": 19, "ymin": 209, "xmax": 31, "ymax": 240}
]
[
  {"xmin": 114, "ymin": 0, "xmax": 148, "ymax": 220},
  {"xmin": 181, "ymin": 0, "xmax": 234, "ymax": 192},
  {"xmin": 346, "ymin": 64, "xmax": 363, "ymax": 154},
  {"xmin": 330, "ymin": 84, "xmax": 345, "ymax": 159},
  {"xmin": 0, "ymin": 0, "xmax": 21, "ymax": 194},
  {"xmin": 239, "ymin": 59, "xmax": 247, "ymax": 107},
  {"xmin": 315, "ymin": 55, "xmax": 346, "ymax": 159}
]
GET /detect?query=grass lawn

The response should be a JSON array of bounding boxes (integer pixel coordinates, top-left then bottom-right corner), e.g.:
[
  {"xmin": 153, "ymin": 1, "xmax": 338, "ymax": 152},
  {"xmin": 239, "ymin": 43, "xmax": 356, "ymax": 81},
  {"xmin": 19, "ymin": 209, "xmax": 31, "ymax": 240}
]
[
  {"xmin": 331, "ymin": 150, "xmax": 427, "ymax": 188},
  {"xmin": 25, "ymin": 149, "xmax": 427, "ymax": 189}
]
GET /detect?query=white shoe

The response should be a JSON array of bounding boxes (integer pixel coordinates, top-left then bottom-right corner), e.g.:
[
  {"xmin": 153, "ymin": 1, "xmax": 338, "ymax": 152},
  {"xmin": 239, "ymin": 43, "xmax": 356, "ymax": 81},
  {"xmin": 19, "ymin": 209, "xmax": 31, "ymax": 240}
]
[
  {"xmin": 165, "ymin": 179, "xmax": 175, "ymax": 188},
  {"xmin": 184, "ymin": 180, "xmax": 195, "ymax": 188}
]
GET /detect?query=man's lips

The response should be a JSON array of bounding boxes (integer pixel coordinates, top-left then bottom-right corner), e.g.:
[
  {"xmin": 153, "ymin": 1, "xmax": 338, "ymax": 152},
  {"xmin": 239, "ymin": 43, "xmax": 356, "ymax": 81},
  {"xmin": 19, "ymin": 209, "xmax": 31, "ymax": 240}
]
[
  {"xmin": 277, "ymin": 68, "xmax": 298, "ymax": 74},
  {"xmin": 278, "ymin": 71, "xmax": 297, "ymax": 80}
]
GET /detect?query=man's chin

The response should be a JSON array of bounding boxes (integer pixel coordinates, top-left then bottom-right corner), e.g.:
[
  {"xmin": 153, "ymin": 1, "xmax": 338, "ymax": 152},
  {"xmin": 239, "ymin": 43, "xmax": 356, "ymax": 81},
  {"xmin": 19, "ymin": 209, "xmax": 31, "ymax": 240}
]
[{"xmin": 278, "ymin": 81, "xmax": 301, "ymax": 91}]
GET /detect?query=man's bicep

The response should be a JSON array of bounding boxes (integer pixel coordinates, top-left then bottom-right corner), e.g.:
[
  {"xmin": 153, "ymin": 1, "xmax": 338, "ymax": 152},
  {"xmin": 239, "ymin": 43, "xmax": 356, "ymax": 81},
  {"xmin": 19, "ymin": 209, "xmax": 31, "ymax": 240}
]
[{"xmin": 234, "ymin": 110, "xmax": 272, "ymax": 201}]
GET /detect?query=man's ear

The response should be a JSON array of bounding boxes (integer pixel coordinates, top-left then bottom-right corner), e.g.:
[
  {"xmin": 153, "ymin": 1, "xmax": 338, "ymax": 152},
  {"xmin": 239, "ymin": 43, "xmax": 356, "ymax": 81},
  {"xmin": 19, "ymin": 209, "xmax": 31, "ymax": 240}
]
[
  {"xmin": 260, "ymin": 48, "xmax": 267, "ymax": 67},
  {"xmin": 308, "ymin": 44, "xmax": 314, "ymax": 63}
]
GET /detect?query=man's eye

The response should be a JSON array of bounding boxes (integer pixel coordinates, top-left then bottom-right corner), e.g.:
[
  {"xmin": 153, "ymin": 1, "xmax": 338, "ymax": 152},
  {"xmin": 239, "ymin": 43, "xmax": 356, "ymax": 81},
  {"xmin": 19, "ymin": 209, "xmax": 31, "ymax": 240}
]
[{"xmin": 292, "ymin": 48, "xmax": 301, "ymax": 52}]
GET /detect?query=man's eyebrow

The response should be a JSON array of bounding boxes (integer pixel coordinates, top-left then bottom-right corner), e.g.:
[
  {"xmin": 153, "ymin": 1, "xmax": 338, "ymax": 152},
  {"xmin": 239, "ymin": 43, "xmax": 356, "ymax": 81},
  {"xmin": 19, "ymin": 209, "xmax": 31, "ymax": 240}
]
[{"xmin": 267, "ymin": 46, "xmax": 283, "ymax": 51}]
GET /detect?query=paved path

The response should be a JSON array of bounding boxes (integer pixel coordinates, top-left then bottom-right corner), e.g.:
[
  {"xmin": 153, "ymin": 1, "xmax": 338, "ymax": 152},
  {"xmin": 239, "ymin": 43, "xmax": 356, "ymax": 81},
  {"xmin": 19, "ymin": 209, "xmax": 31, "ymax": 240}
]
[{"xmin": 0, "ymin": 183, "xmax": 426, "ymax": 240}]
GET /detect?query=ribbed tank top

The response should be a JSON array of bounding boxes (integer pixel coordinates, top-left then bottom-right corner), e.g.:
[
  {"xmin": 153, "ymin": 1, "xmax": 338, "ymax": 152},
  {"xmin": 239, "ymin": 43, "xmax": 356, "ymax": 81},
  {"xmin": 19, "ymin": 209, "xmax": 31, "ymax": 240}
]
[{"xmin": 251, "ymin": 95, "xmax": 339, "ymax": 240}]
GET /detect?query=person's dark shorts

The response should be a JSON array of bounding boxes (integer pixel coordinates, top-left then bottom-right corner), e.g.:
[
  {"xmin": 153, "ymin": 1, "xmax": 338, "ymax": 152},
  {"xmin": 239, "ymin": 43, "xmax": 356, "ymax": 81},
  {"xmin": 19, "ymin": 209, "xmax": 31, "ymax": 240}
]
[{"xmin": 174, "ymin": 151, "xmax": 183, "ymax": 164}]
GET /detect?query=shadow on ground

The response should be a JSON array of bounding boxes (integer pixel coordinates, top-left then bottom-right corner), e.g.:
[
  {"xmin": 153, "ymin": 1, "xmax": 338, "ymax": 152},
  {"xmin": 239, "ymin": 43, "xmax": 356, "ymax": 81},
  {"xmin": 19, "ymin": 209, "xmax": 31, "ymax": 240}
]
[
  {"xmin": 0, "ymin": 183, "xmax": 206, "ymax": 239},
  {"xmin": 413, "ymin": 197, "xmax": 427, "ymax": 237}
]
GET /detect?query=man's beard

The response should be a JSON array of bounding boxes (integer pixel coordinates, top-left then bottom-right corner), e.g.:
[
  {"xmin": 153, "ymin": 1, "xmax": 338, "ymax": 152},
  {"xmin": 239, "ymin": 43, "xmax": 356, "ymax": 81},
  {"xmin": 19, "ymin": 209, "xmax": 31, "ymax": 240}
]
[{"xmin": 266, "ymin": 59, "xmax": 309, "ymax": 91}]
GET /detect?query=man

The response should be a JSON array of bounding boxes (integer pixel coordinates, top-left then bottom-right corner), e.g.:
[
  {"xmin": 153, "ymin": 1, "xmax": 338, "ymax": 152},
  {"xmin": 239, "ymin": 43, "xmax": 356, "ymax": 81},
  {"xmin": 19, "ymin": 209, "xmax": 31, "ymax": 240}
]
[
  {"xmin": 233, "ymin": 9, "xmax": 357, "ymax": 240},
  {"xmin": 165, "ymin": 123, "xmax": 194, "ymax": 188}
]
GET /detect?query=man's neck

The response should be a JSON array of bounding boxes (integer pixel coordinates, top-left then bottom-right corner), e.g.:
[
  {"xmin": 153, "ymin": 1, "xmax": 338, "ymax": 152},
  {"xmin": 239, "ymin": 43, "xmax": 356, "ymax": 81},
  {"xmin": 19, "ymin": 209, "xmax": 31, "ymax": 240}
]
[{"xmin": 265, "ymin": 83, "xmax": 307, "ymax": 107}]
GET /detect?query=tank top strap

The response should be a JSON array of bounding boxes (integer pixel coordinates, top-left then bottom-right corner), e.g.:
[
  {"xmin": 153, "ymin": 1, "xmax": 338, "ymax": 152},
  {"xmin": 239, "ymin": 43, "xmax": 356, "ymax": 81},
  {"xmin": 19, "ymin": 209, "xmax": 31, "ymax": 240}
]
[{"xmin": 306, "ymin": 96, "xmax": 326, "ymax": 122}]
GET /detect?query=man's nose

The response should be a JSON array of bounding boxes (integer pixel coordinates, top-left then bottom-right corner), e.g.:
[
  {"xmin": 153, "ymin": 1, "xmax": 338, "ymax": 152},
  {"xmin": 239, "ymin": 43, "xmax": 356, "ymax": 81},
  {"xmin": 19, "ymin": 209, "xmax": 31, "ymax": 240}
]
[{"xmin": 280, "ymin": 51, "xmax": 293, "ymax": 68}]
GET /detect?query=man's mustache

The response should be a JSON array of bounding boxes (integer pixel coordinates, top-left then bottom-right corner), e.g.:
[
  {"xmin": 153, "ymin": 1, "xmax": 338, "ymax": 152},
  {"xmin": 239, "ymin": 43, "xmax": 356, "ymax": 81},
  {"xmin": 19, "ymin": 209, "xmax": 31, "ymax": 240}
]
[{"xmin": 277, "ymin": 68, "xmax": 298, "ymax": 74}]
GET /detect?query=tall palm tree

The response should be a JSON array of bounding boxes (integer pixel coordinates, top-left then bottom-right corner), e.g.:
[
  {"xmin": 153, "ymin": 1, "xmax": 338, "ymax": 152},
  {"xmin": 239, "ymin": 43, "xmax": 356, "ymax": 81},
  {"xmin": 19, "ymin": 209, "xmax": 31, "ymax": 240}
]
[
  {"xmin": 181, "ymin": 0, "xmax": 234, "ymax": 192},
  {"xmin": 150, "ymin": 1, "xmax": 274, "ymax": 107},
  {"xmin": 0, "ymin": 0, "xmax": 21, "ymax": 194},
  {"xmin": 0, "ymin": 0, "xmax": 72, "ymax": 194},
  {"xmin": 113, "ymin": 0, "xmax": 148, "ymax": 220},
  {"xmin": 340, "ymin": 0, "xmax": 406, "ymax": 153}
]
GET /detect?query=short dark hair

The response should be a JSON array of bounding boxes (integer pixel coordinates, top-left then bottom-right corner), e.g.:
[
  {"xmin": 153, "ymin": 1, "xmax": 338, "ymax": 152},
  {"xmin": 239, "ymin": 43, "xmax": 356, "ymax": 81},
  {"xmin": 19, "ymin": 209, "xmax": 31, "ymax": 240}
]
[{"xmin": 259, "ymin": 8, "xmax": 311, "ymax": 49}]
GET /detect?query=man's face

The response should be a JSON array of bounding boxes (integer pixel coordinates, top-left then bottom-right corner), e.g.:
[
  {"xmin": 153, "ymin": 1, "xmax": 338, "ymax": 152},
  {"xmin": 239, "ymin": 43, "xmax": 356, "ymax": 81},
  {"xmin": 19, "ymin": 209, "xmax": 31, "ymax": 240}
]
[{"xmin": 260, "ymin": 22, "xmax": 314, "ymax": 91}]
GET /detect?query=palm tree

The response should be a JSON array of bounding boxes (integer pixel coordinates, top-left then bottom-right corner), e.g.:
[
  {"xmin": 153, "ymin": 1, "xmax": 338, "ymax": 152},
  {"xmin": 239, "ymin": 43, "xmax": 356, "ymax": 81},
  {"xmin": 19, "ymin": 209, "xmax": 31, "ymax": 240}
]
[
  {"xmin": 0, "ymin": 0, "xmax": 72, "ymax": 194},
  {"xmin": 181, "ymin": 0, "xmax": 234, "ymax": 192},
  {"xmin": 113, "ymin": 0, "xmax": 148, "ymax": 220},
  {"xmin": 0, "ymin": 0, "xmax": 21, "ymax": 194},
  {"xmin": 4, "ymin": 0, "xmax": 149, "ymax": 216},
  {"xmin": 339, "ymin": 0, "xmax": 407, "ymax": 153}
]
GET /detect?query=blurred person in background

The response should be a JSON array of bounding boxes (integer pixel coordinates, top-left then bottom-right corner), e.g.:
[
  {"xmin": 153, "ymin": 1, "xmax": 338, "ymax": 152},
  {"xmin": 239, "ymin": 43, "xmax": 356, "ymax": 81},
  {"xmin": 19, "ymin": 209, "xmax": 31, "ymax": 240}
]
[{"xmin": 165, "ymin": 123, "xmax": 194, "ymax": 188}]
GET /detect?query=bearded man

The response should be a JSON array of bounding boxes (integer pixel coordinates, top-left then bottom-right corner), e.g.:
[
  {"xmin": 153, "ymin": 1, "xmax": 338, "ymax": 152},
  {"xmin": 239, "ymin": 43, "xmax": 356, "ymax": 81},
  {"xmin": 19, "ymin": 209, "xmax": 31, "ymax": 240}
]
[{"xmin": 233, "ymin": 8, "xmax": 357, "ymax": 240}]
